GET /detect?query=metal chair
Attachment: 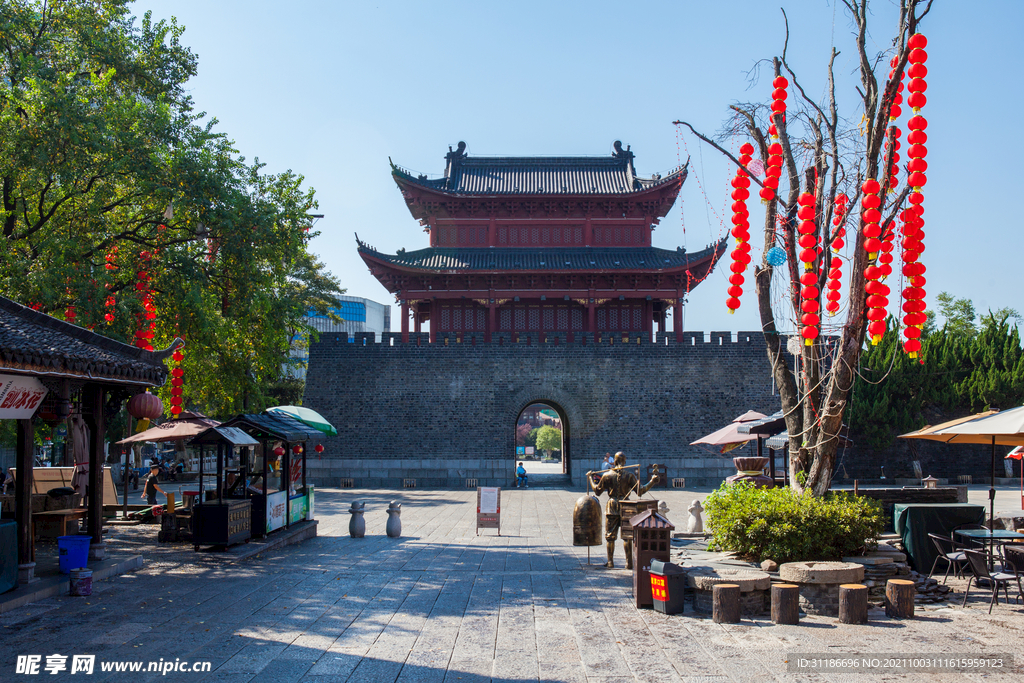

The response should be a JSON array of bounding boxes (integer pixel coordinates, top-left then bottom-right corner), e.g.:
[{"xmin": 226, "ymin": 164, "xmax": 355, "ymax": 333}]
[
  {"xmin": 962, "ymin": 549, "xmax": 1021, "ymax": 613},
  {"xmin": 1000, "ymin": 545, "xmax": 1024, "ymax": 603},
  {"xmin": 927, "ymin": 533, "xmax": 966, "ymax": 584}
]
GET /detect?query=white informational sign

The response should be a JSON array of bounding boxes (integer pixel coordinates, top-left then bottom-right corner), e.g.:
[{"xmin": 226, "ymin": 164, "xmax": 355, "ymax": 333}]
[
  {"xmin": 479, "ymin": 487, "xmax": 499, "ymax": 514},
  {"xmin": 525, "ymin": 446, "xmax": 534, "ymax": 455},
  {"xmin": 476, "ymin": 487, "xmax": 501, "ymax": 535},
  {"xmin": 266, "ymin": 490, "xmax": 287, "ymax": 533},
  {"xmin": 0, "ymin": 374, "xmax": 48, "ymax": 419}
]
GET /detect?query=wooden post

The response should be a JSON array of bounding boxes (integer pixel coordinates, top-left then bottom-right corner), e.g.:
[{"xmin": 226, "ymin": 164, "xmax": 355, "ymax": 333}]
[
  {"xmin": 400, "ymin": 300, "xmax": 409, "ymax": 343},
  {"xmin": 885, "ymin": 579, "xmax": 915, "ymax": 619},
  {"xmin": 839, "ymin": 584, "xmax": 869, "ymax": 624},
  {"xmin": 15, "ymin": 418, "xmax": 34, "ymax": 576},
  {"xmin": 85, "ymin": 384, "xmax": 105, "ymax": 552},
  {"xmin": 166, "ymin": 493, "xmax": 176, "ymax": 514},
  {"xmin": 770, "ymin": 583, "xmax": 800, "ymax": 624},
  {"xmin": 712, "ymin": 583, "xmax": 741, "ymax": 623}
]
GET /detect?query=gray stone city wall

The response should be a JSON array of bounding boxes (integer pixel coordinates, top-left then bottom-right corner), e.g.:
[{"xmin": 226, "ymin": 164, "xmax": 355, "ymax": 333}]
[{"xmin": 303, "ymin": 330, "xmax": 780, "ymax": 489}]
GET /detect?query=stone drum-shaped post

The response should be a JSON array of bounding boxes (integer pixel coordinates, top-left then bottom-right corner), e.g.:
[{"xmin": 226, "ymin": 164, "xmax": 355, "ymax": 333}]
[
  {"xmin": 386, "ymin": 501, "xmax": 402, "ymax": 538},
  {"xmin": 349, "ymin": 501, "xmax": 366, "ymax": 538}
]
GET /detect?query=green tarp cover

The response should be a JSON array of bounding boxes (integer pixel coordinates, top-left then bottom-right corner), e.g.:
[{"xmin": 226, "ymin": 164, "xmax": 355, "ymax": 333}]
[{"xmin": 894, "ymin": 503, "xmax": 985, "ymax": 572}]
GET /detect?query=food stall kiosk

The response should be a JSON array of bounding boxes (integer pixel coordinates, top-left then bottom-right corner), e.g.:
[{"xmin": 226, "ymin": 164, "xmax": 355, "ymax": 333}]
[
  {"xmin": 218, "ymin": 413, "xmax": 319, "ymax": 539},
  {"xmin": 189, "ymin": 426, "xmax": 259, "ymax": 550}
]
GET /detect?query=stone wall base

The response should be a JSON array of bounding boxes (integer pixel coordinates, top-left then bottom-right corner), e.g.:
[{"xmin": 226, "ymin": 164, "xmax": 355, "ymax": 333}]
[{"xmin": 306, "ymin": 456, "xmax": 737, "ymax": 489}]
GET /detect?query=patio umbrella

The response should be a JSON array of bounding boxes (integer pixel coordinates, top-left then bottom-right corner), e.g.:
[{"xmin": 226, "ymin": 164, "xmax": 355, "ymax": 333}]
[
  {"xmin": 691, "ymin": 411, "xmax": 767, "ymax": 454},
  {"xmin": 266, "ymin": 405, "xmax": 338, "ymax": 436},
  {"xmin": 899, "ymin": 406, "xmax": 1024, "ymax": 524},
  {"xmin": 116, "ymin": 412, "xmax": 221, "ymax": 444}
]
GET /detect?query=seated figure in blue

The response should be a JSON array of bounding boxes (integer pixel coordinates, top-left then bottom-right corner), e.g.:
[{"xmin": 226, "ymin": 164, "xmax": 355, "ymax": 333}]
[{"xmin": 515, "ymin": 462, "xmax": 528, "ymax": 488}]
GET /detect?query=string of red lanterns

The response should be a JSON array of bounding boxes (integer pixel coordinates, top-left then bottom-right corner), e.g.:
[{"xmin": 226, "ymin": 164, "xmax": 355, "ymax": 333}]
[
  {"xmin": 133, "ymin": 250, "xmax": 156, "ymax": 351},
  {"xmin": 796, "ymin": 192, "xmax": 820, "ymax": 345},
  {"xmin": 860, "ymin": 179, "xmax": 890, "ymax": 345},
  {"xmin": 769, "ymin": 75, "xmax": 788, "ymax": 139},
  {"xmin": 824, "ymin": 194, "xmax": 848, "ymax": 316},
  {"xmin": 725, "ymin": 143, "xmax": 754, "ymax": 313},
  {"xmin": 169, "ymin": 346, "xmax": 185, "ymax": 417},
  {"xmin": 901, "ymin": 33, "xmax": 929, "ymax": 358}
]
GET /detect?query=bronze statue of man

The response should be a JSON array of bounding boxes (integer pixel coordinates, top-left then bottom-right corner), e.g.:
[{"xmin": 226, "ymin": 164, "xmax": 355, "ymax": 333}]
[{"xmin": 591, "ymin": 452, "xmax": 659, "ymax": 569}]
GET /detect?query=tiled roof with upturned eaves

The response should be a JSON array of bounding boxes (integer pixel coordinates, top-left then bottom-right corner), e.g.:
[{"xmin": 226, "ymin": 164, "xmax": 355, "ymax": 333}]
[
  {"xmin": 0, "ymin": 295, "xmax": 172, "ymax": 385},
  {"xmin": 356, "ymin": 243, "xmax": 727, "ymax": 273},
  {"xmin": 392, "ymin": 142, "xmax": 684, "ymax": 196}
]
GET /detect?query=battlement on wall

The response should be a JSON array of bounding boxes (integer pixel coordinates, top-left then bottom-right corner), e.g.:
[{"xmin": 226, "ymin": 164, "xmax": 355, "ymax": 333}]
[{"xmin": 314, "ymin": 330, "xmax": 767, "ymax": 348}]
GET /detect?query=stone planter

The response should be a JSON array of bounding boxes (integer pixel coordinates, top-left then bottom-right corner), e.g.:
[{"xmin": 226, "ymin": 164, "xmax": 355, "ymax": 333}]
[
  {"xmin": 725, "ymin": 456, "xmax": 773, "ymax": 488},
  {"xmin": 778, "ymin": 561, "xmax": 865, "ymax": 616},
  {"xmin": 687, "ymin": 567, "xmax": 771, "ymax": 616}
]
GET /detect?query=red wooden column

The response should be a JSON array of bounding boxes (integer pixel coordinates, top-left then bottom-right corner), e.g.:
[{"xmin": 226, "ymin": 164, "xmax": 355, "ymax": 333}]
[
  {"xmin": 401, "ymin": 300, "xmax": 409, "ymax": 343},
  {"xmin": 587, "ymin": 298, "xmax": 596, "ymax": 333},
  {"xmin": 15, "ymin": 417, "xmax": 34, "ymax": 581},
  {"xmin": 414, "ymin": 304, "xmax": 421, "ymax": 334},
  {"xmin": 85, "ymin": 384, "xmax": 106, "ymax": 558},
  {"xmin": 488, "ymin": 217, "xmax": 497, "ymax": 247},
  {"xmin": 643, "ymin": 300, "xmax": 653, "ymax": 339},
  {"xmin": 487, "ymin": 301, "xmax": 496, "ymax": 343},
  {"xmin": 584, "ymin": 217, "xmax": 593, "ymax": 246},
  {"xmin": 673, "ymin": 298, "xmax": 683, "ymax": 342}
]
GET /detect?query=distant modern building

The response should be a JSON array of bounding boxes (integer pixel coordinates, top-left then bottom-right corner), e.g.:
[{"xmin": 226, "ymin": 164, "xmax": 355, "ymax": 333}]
[{"xmin": 287, "ymin": 295, "xmax": 391, "ymax": 380}]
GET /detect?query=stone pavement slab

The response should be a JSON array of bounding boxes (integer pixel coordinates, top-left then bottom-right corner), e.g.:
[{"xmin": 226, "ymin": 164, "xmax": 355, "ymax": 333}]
[{"xmin": 2, "ymin": 487, "xmax": 1024, "ymax": 682}]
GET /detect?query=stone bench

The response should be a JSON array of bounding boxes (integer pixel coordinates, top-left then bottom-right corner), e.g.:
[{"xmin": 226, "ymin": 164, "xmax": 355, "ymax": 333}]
[
  {"xmin": 778, "ymin": 561, "xmax": 865, "ymax": 616},
  {"xmin": 687, "ymin": 567, "xmax": 771, "ymax": 616}
]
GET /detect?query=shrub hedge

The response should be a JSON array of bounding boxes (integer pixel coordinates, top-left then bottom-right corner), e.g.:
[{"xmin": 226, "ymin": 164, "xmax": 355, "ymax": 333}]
[{"xmin": 703, "ymin": 482, "xmax": 885, "ymax": 563}]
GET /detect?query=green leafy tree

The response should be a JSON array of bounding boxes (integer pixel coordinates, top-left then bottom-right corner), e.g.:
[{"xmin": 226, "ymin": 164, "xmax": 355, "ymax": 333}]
[
  {"xmin": 535, "ymin": 426, "xmax": 562, "ymax": 459},
  {"xmin": 0, "ymin": 1, "xmax": 341, "ymax": 416},
  {"xmin": 935, "ymin": 292, "xmax": 977, "ymax": 339}
]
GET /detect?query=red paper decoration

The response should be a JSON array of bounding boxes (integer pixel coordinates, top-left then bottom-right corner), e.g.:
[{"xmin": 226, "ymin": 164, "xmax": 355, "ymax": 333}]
[
  {"xmin": 726, "ymin": 144, "xmax": 755, "ymax": 313},
  {"xmin": 859, "ymin": 179, "xmax": 888, "ymax": 345}
]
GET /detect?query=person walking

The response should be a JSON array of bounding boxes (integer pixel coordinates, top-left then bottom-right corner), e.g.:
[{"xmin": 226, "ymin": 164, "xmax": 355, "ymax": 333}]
[{"xmin": 141, "ymin": 465, "xmax": 165, "ymax": 506}]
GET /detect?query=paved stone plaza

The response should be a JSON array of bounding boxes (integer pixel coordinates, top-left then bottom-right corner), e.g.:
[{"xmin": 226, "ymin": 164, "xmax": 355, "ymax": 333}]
[{"xmin": 3, "ymin": 487, "xmax": 1024, "ymax": 682}]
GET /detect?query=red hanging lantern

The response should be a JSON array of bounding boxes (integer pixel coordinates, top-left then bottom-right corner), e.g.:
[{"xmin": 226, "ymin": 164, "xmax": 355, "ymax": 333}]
[
  {"xmin": 273, "ymin": 445, "xmax": 285, "ymax": 457},
  {"xmin": 314, "ymin": 444, "xmax": 324, "ymax": 454},
  {"xmin": 292, "ymin": 444, "xmax": 302, "ymax": 454}
]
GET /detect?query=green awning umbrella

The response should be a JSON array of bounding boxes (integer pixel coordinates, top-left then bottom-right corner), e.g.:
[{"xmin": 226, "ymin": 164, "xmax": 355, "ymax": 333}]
[{"xmin": 266, "ymin": 405, "xmax": 338, "ymax": 436}]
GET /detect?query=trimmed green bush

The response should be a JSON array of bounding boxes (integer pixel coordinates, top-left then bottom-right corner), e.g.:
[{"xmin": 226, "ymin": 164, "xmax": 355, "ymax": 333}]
[{"xmin": 703, "ymin": 482, "xmax": 884, "ymax": 563}]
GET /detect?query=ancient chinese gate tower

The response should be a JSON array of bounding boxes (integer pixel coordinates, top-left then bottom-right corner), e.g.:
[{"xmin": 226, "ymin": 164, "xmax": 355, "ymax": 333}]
[
  {"xmin": 358, "ymin": 141, "xmax": 723, "ymax": 341},
  {"xmin": 305, "ymin": 142, "xmax": 780, "ymax": 489}
]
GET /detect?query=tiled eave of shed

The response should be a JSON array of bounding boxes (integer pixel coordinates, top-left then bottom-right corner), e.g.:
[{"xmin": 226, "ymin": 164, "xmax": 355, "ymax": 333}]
[
  {"xmin": 0, "ymin": 295, "xmax": 176, "ymax": 386},
  {"xmin": 356, "ymin": 240, "xmax": 727, "ymax": 277}
]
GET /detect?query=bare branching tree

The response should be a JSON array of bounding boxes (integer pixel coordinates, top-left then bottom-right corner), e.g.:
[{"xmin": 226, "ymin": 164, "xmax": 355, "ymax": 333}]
[{"xmin": 675, "ymin": 0, "xmax": 933, "ymax": 495}]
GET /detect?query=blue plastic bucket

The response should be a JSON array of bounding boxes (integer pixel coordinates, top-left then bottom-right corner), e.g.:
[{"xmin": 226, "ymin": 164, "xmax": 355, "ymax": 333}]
[{"xmin": 57, "ymin": 535, "xmax": 90, "ymax": 574}]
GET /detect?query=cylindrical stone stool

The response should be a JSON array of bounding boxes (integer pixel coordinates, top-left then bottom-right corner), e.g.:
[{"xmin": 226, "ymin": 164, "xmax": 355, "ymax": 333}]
[
  {"xmin": 885, "ymin": 579, "xmax": 915, "ymax": 619},
  {"xmin": 771, "ymin": 584, "xmax": 800, "ymax": 625},
  {"xmin": 713, "ymin": 583, "xmax": 741, "ymax": 623},
  {"xmin": 839, "ymin": 584, "xmax": 868, "ymax": 624}
]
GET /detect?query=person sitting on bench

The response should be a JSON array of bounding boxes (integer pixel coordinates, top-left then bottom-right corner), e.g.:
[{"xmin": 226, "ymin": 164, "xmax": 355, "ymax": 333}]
[{"xmin": 516, "ymin": 462, "xmax": 528, "ymax": 488}]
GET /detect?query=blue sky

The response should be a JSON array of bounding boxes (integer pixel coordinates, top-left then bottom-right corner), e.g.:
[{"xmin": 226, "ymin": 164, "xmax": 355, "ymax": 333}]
[{"xmin": 133, "ymin": 0, "xmax": 1022, "ymax": 335}]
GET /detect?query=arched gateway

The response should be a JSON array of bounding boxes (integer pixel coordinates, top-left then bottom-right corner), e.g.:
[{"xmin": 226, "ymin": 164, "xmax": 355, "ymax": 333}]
[{"xmin": 302, "ymin": 142, "xmax": 777, "ymax": 489}]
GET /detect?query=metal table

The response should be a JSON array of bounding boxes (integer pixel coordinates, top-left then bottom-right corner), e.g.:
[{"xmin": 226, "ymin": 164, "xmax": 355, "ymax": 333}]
[{"xmin": 955, "ymin": 528, "xmax": 1024, "ymax": 569}]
